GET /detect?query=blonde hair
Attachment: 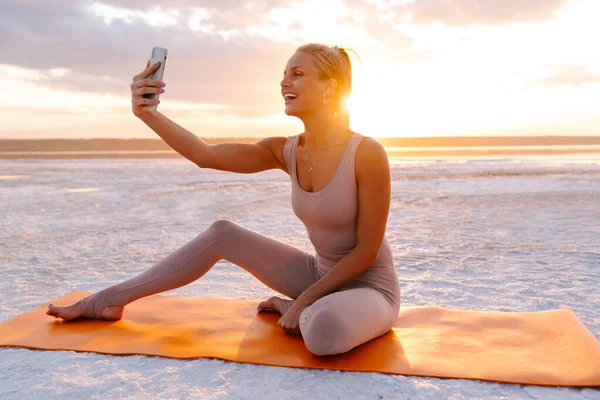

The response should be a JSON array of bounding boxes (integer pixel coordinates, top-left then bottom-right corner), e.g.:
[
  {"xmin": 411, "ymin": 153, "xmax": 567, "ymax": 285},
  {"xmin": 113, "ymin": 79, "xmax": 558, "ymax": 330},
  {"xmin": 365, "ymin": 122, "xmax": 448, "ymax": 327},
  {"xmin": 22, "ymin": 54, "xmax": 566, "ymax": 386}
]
[{"xmin": 295, "ymin": 43, "xmax": 361, "ymax": 130}]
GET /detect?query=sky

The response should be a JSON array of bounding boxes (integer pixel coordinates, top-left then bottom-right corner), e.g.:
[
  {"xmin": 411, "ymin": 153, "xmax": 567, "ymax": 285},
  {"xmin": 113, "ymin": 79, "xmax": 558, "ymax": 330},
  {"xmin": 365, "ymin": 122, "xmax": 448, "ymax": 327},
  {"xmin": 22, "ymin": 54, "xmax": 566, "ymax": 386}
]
[{"xmin": 1, "ymin": 0, "xmax": 599, "ymax": 139}]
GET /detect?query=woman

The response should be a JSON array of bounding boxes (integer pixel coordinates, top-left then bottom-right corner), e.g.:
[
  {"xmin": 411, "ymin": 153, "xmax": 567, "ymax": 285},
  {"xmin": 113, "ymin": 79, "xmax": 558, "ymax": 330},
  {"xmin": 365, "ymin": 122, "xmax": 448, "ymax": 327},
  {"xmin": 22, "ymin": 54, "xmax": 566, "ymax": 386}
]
[{"xmin": 47, "ymin": 43, "xmax": 401, "ymax": 357}]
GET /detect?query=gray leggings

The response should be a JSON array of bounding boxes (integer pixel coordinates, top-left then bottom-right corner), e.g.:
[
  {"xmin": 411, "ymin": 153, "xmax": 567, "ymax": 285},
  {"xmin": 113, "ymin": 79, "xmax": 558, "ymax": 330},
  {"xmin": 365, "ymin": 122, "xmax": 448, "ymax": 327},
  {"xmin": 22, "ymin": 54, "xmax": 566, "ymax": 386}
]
[{"xmin": 80, "ymin": 219, "xmax": 398, "ymax": 356}]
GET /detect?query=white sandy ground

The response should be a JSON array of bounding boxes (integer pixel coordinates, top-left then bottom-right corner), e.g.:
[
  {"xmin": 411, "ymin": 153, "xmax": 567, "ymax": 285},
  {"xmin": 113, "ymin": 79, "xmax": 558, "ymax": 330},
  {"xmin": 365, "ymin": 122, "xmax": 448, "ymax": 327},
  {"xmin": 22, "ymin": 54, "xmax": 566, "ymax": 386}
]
[{"xmin": 1, "ymin": 155, "xmax": 599, "ymax": 400}]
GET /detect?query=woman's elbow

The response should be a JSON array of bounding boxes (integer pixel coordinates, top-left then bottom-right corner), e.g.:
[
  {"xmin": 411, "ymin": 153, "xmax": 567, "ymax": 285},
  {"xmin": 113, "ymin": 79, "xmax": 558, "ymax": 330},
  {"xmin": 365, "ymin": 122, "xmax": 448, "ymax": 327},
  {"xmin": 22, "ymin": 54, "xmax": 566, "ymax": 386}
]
[{"xmin": 359, "ymin": 246, "xmax": 380, "ymax": 265}]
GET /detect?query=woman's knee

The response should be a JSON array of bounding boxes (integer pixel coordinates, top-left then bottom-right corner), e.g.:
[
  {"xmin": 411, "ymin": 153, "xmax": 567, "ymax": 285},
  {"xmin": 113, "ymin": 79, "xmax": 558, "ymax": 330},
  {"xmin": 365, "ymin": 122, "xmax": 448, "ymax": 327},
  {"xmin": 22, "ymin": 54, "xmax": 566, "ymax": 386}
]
[
  {"xmin": 207, "ymin": 219, "xmax": 239, "ymax": 238},
  {"xmin": 301, "ymin": 306, "xmax": 351, "ymax": 356}
]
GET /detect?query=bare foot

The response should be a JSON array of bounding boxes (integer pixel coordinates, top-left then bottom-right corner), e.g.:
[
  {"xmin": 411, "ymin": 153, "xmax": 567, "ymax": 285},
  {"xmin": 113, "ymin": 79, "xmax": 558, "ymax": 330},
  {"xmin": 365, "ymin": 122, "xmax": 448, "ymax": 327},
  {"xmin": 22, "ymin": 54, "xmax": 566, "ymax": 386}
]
[
  {"xmin": 46, "ymin": 301, "xmax": 124, "ymax": 321},
  {"xmin": 257, "ymin": 296, "xmax": 292, "ymax": 316}
]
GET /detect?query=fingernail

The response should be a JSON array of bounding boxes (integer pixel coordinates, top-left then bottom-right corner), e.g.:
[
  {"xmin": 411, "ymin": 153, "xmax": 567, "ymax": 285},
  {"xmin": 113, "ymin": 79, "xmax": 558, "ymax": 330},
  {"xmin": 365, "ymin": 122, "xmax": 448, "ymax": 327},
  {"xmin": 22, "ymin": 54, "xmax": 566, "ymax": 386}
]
[
  {"xmin": 49, "ymin": 303, "xmax": 54, "ymax": 307},
  {"xmin": 160, "ymin": 82, "xmax": 166, "ymax": 87},
  {"xmin": 257, "ymin": 308, "xmax": 263, "ymax": 312},
  {"xmin": 156, "ymin": 100, "xmax": 160, "ymax": 103}
]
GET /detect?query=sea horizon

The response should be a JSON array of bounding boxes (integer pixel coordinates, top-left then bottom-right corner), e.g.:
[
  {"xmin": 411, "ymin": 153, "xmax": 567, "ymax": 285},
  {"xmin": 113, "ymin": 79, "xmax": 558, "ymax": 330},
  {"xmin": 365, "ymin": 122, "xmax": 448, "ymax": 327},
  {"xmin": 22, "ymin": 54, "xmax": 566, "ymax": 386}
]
[{"xmin": 1, "ymin": 136, "xmax": 600, "ymax": 160}]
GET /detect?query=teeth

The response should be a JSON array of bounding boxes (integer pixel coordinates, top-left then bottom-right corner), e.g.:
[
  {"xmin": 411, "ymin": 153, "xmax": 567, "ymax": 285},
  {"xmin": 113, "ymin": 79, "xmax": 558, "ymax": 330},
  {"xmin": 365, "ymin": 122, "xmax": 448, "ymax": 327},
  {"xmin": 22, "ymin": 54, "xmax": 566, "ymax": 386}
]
[{"xmin": 284, "ymin": 93, "xmax": 297, "ymax": 99}]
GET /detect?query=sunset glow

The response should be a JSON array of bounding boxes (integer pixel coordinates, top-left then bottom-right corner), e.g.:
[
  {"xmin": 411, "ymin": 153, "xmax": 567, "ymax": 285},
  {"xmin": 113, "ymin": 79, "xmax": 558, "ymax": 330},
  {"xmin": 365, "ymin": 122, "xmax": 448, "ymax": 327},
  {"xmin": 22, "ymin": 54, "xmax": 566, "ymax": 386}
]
[{"xmin": 2, "ymin": 0, "xmax": 599, "ymax": 139}]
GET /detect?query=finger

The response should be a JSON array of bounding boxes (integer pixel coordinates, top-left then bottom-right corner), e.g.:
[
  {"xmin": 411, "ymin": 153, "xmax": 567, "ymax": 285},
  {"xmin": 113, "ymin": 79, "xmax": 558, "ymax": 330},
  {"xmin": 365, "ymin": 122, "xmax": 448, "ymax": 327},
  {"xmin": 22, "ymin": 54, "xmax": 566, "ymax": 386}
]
[
  {"xmin": 131, "ymin": 78, "xmax": 163, "ymax": 91},
  {"xmin": 148, "ymin": 61, "xmax": 161, "ymax": 72},
  {"xmin": 135, "ymin": 61, "xmax": 161, "ymax": 81},
  {"xmin": 133, "ymin": 97, "xmax": 159, "ymax": 107},
  {"xmin": 150, "ymin": 78, "xmax": 164, "ymax": 87},
  {"xmin": 143, "ymin": 60, "xmax": 160, "ymax": 70},
  {"xmin": 134, "ymin": 86, "xmax": 164, "ymax": 96},
  {"xmin": 140, "ymin": 98, "xmax": 160, "ymax": 106}
]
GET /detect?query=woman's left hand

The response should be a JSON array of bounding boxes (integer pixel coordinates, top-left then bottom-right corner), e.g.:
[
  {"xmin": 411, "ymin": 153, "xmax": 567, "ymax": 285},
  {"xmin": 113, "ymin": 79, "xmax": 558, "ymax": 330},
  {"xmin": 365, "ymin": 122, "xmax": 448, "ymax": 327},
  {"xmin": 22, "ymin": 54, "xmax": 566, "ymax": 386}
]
[{"xmin": 278, "ymin": 298, "xmax": 309, "ymax": 336}]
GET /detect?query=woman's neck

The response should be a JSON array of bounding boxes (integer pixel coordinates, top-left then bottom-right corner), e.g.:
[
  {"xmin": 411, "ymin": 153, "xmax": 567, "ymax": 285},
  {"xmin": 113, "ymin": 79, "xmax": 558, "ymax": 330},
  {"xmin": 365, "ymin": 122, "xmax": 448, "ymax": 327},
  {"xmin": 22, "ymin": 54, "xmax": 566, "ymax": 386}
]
[{"xmin": 301, "ymin": 114, "xmax": 346, "ymax": 151}]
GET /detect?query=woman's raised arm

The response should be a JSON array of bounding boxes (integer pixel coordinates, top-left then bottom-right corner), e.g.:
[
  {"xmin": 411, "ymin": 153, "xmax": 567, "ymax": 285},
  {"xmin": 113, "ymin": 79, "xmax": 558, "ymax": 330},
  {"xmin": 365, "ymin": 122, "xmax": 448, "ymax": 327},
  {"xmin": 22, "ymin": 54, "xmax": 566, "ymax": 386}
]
[
  {"xmin": 139, "ymin": 111, "xmax": 287, "ymax": 173},
  {"xmin": 131, "ymin": 61, "xmax": 287, "ymax": 173}
]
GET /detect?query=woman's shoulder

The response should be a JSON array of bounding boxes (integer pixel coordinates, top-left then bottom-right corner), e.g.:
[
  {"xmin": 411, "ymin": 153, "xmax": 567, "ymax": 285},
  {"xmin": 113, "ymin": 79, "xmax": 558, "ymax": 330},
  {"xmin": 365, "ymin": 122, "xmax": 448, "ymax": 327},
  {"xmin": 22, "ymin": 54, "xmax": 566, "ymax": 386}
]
[
  {"xmin": 353, "ymin": 132, "xmax": 389, "ymax": 179},
  {"xmin": 262, "ymin": 133, "xmax": 301, "ymax": 175},
  {"xmin": 353, "ymin": 131, "xmax": 384, "ymax": 157}
]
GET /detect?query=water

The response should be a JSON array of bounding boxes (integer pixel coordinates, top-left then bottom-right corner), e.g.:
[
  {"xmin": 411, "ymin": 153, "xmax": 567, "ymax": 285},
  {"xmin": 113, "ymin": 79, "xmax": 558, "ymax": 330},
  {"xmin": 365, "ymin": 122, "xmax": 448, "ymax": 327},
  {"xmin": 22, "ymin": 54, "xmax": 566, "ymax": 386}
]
[{"xmin": 1, "ymin": 155, "xmax": 599, "ymax": 399}]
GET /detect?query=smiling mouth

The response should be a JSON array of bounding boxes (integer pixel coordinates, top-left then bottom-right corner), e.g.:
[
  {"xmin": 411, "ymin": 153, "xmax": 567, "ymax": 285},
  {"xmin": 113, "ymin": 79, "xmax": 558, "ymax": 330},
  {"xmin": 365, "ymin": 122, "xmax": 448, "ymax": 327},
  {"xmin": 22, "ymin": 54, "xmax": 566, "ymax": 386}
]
[{"xmin": 285, "ymin": 97, "xmax": 298, "ymax": 103}]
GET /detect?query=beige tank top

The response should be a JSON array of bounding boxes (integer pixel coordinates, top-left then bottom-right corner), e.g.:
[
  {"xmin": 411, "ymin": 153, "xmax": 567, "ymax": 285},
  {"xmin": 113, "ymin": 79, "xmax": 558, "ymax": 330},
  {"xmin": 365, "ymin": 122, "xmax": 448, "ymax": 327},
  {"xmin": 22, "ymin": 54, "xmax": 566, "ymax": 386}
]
[{"xmin": 283, "ymin": 132, "xmax": 400, "ymax": 307}]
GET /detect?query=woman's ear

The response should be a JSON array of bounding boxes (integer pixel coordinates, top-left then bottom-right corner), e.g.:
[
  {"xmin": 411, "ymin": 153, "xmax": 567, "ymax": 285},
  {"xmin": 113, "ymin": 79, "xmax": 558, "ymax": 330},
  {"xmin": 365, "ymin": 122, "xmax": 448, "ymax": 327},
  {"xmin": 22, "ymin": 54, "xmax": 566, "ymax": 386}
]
[{"xmin": 324, "ymin": 77, "xmax": 338, "ymax": 97}]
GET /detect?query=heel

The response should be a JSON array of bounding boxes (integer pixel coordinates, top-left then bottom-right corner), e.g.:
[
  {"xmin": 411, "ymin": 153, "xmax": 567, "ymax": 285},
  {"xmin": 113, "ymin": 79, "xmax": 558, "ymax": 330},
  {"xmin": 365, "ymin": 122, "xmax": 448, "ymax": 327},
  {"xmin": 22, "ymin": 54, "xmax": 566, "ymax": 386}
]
[{"xmin": 100, "ymin": 305, "xmax": 124, "ymax": 321}]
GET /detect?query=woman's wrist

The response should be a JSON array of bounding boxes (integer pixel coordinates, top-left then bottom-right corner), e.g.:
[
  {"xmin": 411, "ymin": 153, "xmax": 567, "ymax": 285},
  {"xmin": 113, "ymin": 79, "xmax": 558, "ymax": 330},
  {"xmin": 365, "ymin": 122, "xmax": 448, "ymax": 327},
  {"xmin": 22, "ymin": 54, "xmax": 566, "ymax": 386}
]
[
  {"xmin": 135, "ymin": 109, "xmax": 158, "ymax": 121},
  {"xmin": 301, "ymin": 291, "xmax": 312, "ymax": 307}
]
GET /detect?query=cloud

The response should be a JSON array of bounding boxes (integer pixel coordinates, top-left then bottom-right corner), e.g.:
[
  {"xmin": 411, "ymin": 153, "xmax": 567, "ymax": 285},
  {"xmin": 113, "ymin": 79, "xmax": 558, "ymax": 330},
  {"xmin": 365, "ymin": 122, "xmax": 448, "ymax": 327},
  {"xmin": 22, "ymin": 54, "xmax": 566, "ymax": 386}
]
[
  {"xmin": 0, "ymin": 0, "xmax": 298, "ymax": 115},
  {"xmin": 399, "ymin": 0, "xmax": 567, "ymax": 27},
  {"xmin": 0, "ymin": 0, "xmax": 427, "ymax": 116},
  {"xmin": 528, "ymin": 64, "xmax": 600, "ymax": 87}
]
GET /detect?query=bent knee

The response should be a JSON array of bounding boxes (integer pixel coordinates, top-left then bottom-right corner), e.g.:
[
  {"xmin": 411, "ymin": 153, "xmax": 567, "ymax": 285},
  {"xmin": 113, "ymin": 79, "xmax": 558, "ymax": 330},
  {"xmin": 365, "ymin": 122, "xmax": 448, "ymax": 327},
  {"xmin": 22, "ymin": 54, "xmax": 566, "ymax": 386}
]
[
  {"xmin": 301, "ymin": 308, "xmax": 351, "ymax": 356},
  {"xmin": 209, "ymin": 218, "xmax": 237, "ymax": 230},
  {"xmin": 208, "ymin": 219, "xmax": 240, "ymax": 238}
]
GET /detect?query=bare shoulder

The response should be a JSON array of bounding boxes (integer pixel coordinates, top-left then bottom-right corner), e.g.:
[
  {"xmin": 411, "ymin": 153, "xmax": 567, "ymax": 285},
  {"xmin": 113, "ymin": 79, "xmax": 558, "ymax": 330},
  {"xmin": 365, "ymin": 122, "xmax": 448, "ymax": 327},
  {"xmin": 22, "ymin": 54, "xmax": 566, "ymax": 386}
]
[
  {"xmin": 256, "ymin": 135, "xmax": 291, "ymax": 174},
  {"xmin": 355, "ymin": 134, "xmax": 389, "ymax": 182}
]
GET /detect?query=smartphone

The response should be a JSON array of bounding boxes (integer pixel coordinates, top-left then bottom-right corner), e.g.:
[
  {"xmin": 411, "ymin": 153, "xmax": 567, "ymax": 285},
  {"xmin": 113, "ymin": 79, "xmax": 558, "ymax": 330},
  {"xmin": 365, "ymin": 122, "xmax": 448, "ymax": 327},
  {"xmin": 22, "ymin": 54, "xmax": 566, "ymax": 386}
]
[{"xmin": 144, "ymin": 46, "xmax": 168, "ymax": 111}]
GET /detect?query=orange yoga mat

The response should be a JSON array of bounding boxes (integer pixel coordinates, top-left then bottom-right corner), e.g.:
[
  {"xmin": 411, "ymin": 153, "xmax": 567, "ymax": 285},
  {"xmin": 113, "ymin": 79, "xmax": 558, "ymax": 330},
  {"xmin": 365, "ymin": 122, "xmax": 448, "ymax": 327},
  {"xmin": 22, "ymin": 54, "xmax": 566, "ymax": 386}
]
[{"xmin": 1, "ymin": 291, "xmax": 599, "ymax": 387}]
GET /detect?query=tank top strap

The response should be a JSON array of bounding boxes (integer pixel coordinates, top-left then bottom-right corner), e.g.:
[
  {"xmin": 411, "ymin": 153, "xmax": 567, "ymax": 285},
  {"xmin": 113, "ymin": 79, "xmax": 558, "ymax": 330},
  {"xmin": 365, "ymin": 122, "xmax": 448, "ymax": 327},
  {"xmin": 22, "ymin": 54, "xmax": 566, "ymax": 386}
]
[
  {"xmin": 283, "ymin": 134, "xmax": 300, "ymax": 174},
  {"xmin": 342, "ymin": 133, "xmax": 367, "ymax": 174}
]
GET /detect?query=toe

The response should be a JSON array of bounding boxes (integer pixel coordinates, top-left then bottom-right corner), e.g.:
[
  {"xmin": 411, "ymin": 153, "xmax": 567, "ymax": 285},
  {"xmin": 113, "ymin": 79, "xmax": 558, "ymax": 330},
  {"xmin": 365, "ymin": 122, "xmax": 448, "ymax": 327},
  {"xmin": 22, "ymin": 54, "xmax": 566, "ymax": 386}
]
[
  {"xmin": 258, "ymin": 298, "xmax": 275, "ymax": 310},
  {"xmin": 257, "ymin": 301, "xmax": 268, "ymax": 311},
  {"xmin": 258, "ymin": 296, "xmax": 286, "ymax": 313}
]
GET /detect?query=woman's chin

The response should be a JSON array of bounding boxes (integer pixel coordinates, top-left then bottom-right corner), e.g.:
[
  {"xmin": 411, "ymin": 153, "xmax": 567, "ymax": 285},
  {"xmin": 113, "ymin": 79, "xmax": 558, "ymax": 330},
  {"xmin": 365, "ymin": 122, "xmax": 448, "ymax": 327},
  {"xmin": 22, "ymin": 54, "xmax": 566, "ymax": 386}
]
[
  {"xmin": 284, "ymin": 107, "xmax": 298, "ymax": 116},
  {"xmin": 285, "ymin": 104, "xmax": 307, "ymax": 115}
]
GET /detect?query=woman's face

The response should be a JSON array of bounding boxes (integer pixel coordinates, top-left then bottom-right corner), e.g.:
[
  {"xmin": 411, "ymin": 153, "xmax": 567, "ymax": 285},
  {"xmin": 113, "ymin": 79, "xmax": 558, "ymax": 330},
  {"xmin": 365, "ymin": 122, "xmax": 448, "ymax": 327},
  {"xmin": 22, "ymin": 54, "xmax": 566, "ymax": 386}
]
[{"xmin": 280, "ymin": 51, "xmax": 333, "ymax": 118}]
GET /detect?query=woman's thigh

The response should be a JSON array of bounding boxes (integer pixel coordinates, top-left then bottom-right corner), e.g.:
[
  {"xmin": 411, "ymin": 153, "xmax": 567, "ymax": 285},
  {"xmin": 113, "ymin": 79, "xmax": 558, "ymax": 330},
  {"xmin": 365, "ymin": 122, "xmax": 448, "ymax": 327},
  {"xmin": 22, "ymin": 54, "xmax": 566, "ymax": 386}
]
[
  {"xmin": 299, "ymin": 286, "xmax": 396, "ymax": 356},
  {"xmin": 212, "ymin": 219, "xmax": 319, "ymax": 300}
]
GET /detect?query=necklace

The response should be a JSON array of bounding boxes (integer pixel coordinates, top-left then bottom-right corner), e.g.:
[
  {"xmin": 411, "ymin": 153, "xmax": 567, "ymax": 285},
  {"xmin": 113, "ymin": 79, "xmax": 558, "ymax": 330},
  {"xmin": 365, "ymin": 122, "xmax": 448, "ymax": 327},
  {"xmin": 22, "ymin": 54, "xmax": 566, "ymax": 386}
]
[{"xmin": 305, "ymin": 129, "xmax": 340, "ymax": 172}]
